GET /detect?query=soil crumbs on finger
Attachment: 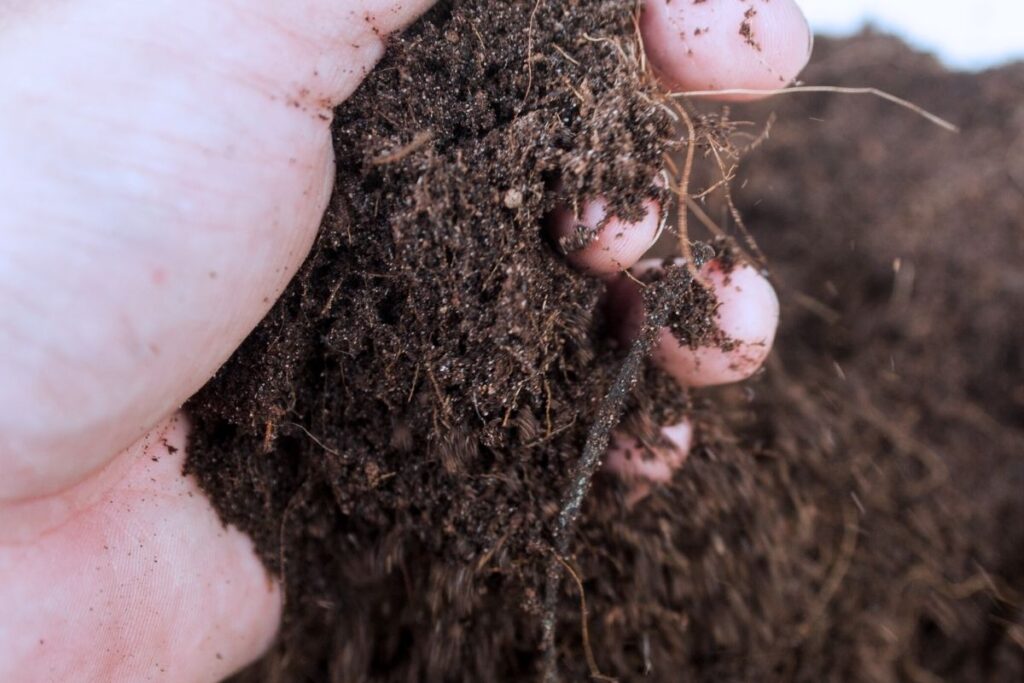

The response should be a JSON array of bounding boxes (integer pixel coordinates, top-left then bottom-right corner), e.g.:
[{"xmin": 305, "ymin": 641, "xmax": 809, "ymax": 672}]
[{"xmin": 185, "ymin": 5, "xmax": 1024, "ymax": 682}]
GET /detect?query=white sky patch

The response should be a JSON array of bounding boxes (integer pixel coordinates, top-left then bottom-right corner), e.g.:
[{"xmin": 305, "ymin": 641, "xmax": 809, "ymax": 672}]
[{"xmin": 797, "ymin": 0, "xmax": 1024, "ymax": 70}]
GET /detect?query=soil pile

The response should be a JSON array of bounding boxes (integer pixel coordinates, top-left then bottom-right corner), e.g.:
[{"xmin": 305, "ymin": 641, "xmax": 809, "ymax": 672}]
[
  {"xmin": 730, "ymin": 32, "xmax": 1024, "ymax": 681},
  {"xmin": 186, "ymin": 5, "xmax": 1024, "ymax": 681}
]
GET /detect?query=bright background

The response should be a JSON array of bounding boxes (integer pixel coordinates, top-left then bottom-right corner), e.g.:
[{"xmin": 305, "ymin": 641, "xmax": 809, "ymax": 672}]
[{"xmin": 798, "ymin": 0, "xmax": 1024, "ymax": 70}]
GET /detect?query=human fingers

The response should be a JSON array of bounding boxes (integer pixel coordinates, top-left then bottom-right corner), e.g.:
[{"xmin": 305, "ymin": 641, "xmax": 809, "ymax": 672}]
[
  {"xmin": 0, "ymin": 0, "xmax": 436, "ymax": 501},
  {"xmin": 641, "ymin": 0, "xmax": 813, "ymax": 97},
  {"xmin": 610, "ymin": 258, "xmax": 780, "ymax": 388}
]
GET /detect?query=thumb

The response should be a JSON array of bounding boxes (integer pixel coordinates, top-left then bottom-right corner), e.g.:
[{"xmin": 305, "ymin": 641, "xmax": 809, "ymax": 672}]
[{"xmin": 0, "ymin": 0, "xmax": 436, "ymax": 501}]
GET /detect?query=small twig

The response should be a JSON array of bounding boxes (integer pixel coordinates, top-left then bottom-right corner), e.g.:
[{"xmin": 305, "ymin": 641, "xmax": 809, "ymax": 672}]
[
  {"xmin": 673, "ymin": 86, "xmax": 959, "ymax": 133},
  {"xmin": 544, "ymin": 379, "xmax": 554, "ymax": 437},
  {"xmin": 622, "ymin": 268, "xmax": 646, "ymax": 288},
  {"xmin": 541, "ymin": 268, "xmax": 688, "ymax": 682},
  {"xmin": 426, "ymin": 366, "xmax": 454, "ymax": 428},
  {"xmin": 407, "ymin": 363, "xmax": 421, "ymax": 403},
  {"xmin": 369, "ymin": 130, "xmax": 434, "ymax": 166},
  {"xmin": 708, "ymin": 142, "xmax": 769, "ymax": 271},
  {"xmin": 551, "ymin": 43, "xmax": 580, "ymax": 67},
  {"xmin": 684, "ymin": 196, "xmax": 725, "ymax": 239},
  {"xmin": 476, "ymin": 527, "xmax": 515, "ymax": 573},
  {"xmin": 470, "ymin": 19, "xmax": 486, "ymax": 52},
  {"xmin": 553, "ymin": 554, "xmax": 617, "ymax": 682},
  {"xmin": 284, "ymin": 421, "xmax": 340, "ymax": 456},
  {"xmin": 521, "ymin": 0, "xmax": 544, "ymax": 107},
  {"xmin": 674, "ymin": 104, "xmax": 699, "ymax": 276},
  {"xmin": 631, "ymin": 0, "xmax": 647, "ymax": 76},
  {"xmin": 690, "ymin": 173, "xmax": 733, "ymax": 201},
  {"xmin": 791, "ymin": 290, "xmax": 842, "ymax": 325},
  {"xmin": 581, "ymin": 33, "xmax": 629, "ymax": 65},
  {"xmin": 523, "ymin": 416, "xmax": 577, "ymax": 448}
]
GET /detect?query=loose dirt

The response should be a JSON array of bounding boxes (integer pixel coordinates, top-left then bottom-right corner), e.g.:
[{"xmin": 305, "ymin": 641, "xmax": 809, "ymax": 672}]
[{"xmin": 185, "ymin": 5, "xmax": 1024, "ymax": 680}]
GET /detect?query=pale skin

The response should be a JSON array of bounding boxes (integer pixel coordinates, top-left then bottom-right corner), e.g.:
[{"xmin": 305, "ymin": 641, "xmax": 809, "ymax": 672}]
[{"xmin": 0, "ymin": 1, "xmax": 810, "ymax": 680}]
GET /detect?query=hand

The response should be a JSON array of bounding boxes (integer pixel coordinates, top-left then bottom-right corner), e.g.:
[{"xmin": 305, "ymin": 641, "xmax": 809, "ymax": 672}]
[{"xmin": 0, "ymin": 1, "xmax": 811, "ymax": 680}]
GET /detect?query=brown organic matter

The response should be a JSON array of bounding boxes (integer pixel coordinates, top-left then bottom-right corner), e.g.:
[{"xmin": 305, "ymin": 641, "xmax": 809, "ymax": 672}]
[{"xmin": 186, "ymin": 7, "xmax": 1024, "ymax": 682}]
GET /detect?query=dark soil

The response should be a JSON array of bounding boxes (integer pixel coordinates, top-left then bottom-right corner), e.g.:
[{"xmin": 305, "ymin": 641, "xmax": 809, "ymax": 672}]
[{"xmin": 185, "ymin": 6, "xmax": 1024, "ymax": 682}]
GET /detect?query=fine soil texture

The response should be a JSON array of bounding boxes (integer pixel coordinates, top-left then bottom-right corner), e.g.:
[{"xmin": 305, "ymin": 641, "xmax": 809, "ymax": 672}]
[{"xmin": 185, "ymin": 5, "xmax": 1024, "ymax": 682}]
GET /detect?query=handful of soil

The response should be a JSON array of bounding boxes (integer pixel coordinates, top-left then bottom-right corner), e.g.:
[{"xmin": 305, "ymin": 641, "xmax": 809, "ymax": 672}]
[
  {"xmin": 189, "ymin": 1, "xmax": 705, "ymax": 679},
  {"xmin": 185, "ymin": 3, "xmax": 1024, "ymax": 682}
]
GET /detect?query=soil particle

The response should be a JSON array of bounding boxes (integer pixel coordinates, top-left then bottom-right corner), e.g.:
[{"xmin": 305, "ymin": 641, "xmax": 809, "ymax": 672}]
[
  {"xmin": 740, "ymin": 7, "xmax": 761, "ymax": 51},
  {"xmin": 555, "ymin": 221, "xmax": 598, "ymax": 254}
]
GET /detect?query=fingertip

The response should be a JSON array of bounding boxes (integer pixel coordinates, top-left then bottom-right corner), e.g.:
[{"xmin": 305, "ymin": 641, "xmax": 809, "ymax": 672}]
[
  {"xmin": 641, "ymin": 0, "xmax": 813, "ymax": 99},
  {"xmin": 552, "ymin": 199, "xmax": 661, "ymax": 276},
  {"xmin": 603, "ymin": 257, "xmax": 665, "ymax": 348},
  {"xmin": 660, "ymin": 420, "xmax": 694, "ymax": 453},
  {"xmin": 656, "ymin": 261, "xmax": 779, "ymax": 387},
  {"xmin": 704, "ymin": 260, "xmax": 780, "ymax": 346},
  {"xmin": 605, "ymin": 419, "xmax": 693, "ymax": 485}
]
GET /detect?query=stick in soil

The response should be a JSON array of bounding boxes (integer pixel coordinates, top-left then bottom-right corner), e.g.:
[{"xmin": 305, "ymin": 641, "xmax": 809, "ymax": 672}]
[
  {"xmin": 540, "ymin": 266, "xmax": 690, "ymax": 682},
  {"xmin": 674, "ymin": 104, "xmax": 699, "ymax": 278},
  {"xmin": 673, "ymin": 86, "xmax": 959, "ymax": 133},
  {"xmin": 553, "ymin": 554, "xmax": 615, "ymax": 682}
]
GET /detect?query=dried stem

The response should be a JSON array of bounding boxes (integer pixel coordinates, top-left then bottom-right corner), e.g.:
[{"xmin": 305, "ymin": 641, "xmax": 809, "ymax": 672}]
[
  {"xmin": 674, "ymin": 86, "xmax": 958, "ymax": 133},
  {"xmin": 540, "ymin": 268, "xmax": 688, "ymax": 682},
  {"xmin": 674, "ymin": 103, "xmax": 699, "ymax": 274}
]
